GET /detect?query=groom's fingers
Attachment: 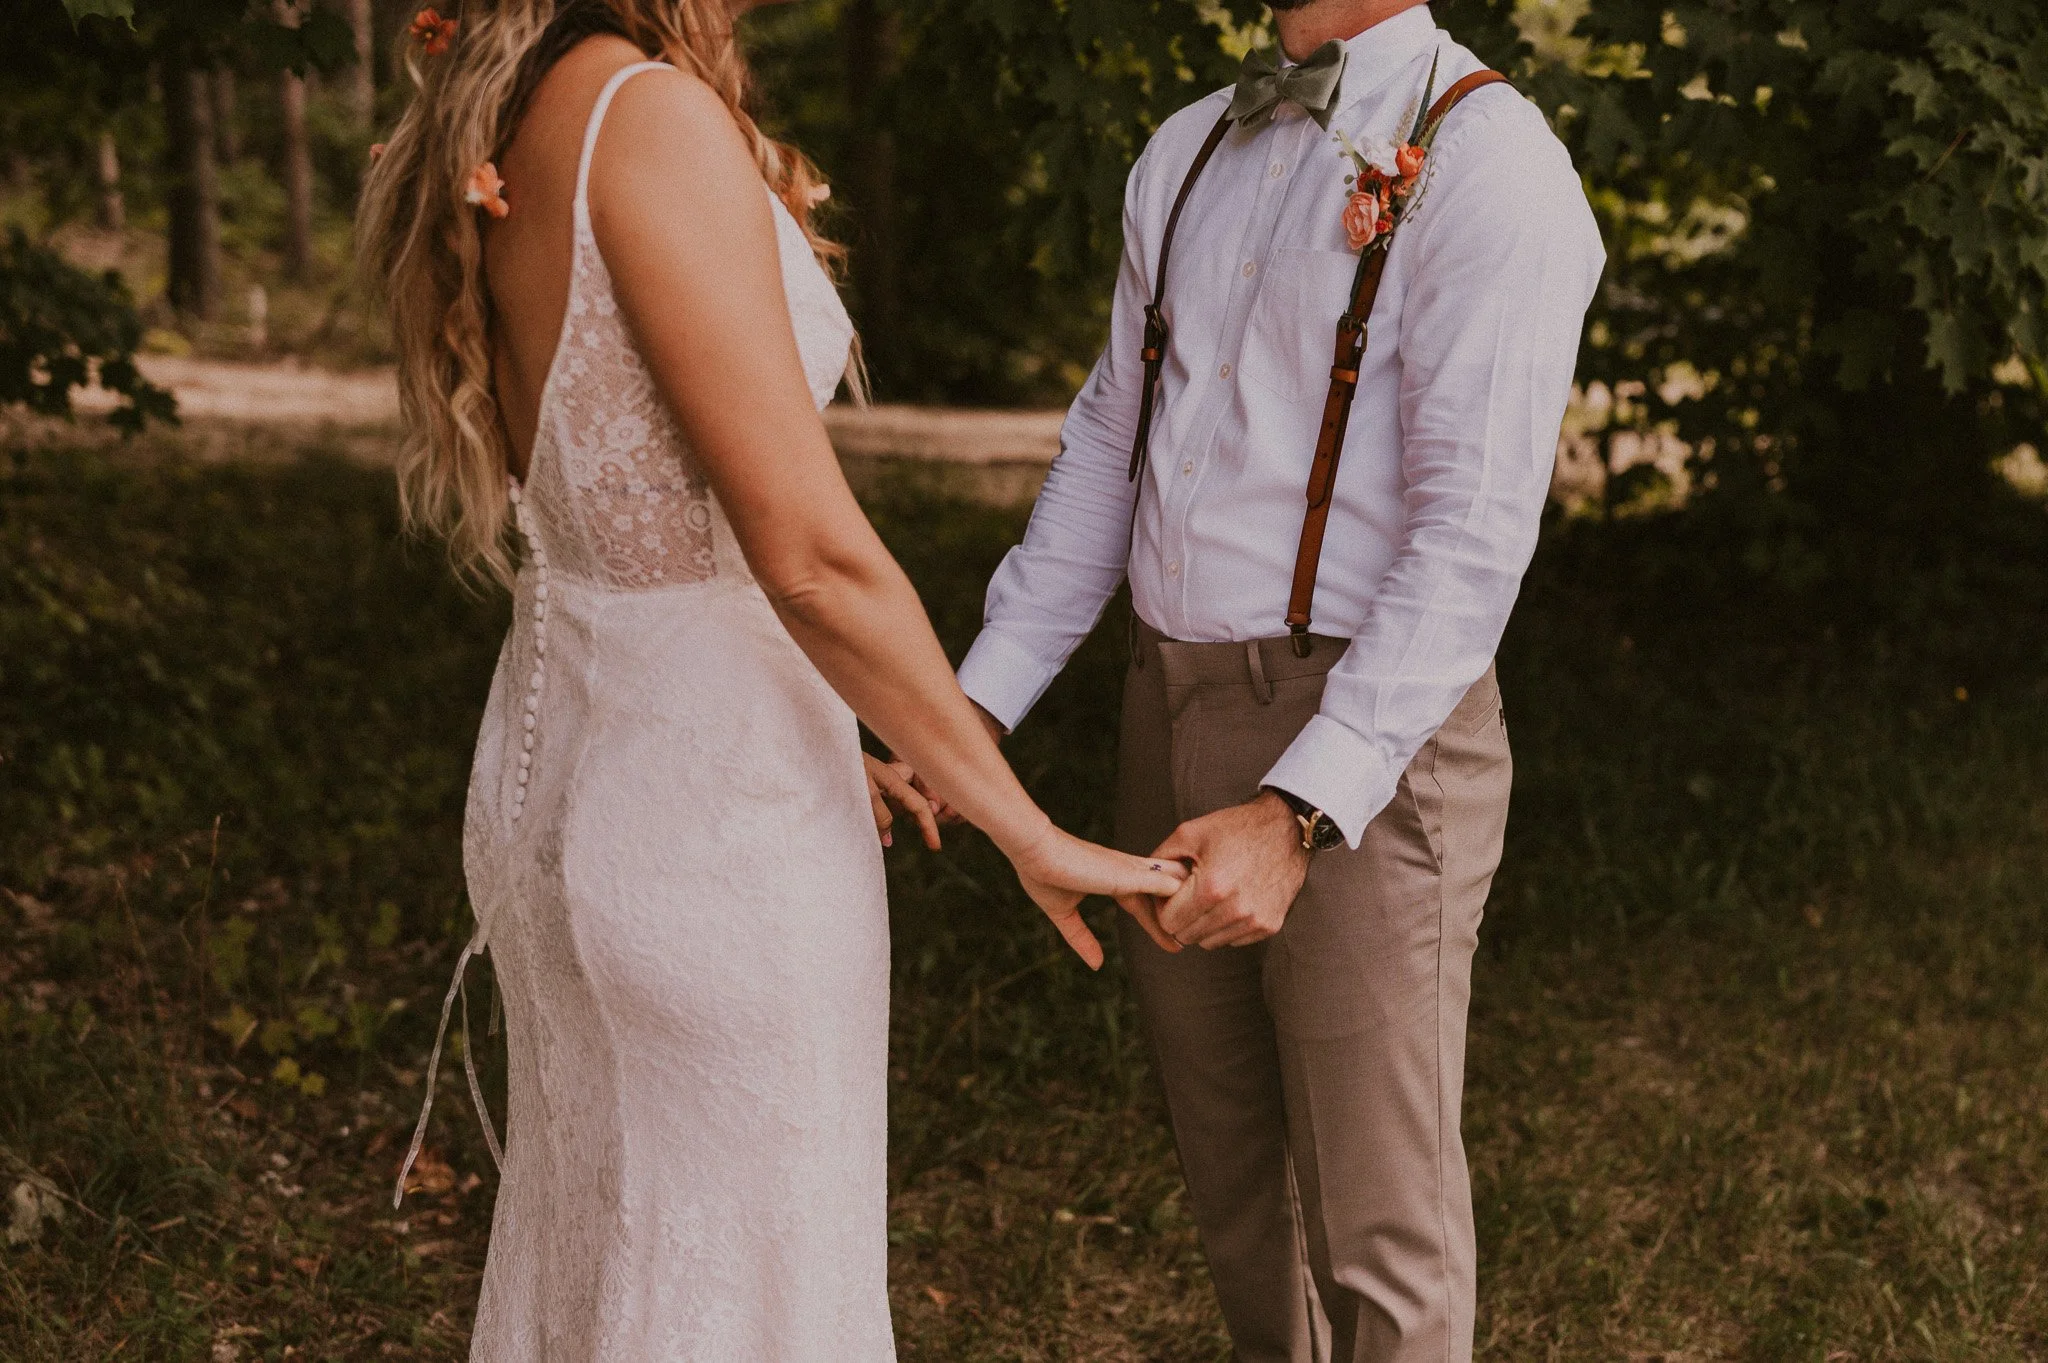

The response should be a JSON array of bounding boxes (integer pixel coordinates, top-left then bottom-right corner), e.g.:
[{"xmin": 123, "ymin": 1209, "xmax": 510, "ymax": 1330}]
[
  {"xmin": 1195, "ymin": 919, "xmax": 1271, "ymax": 950},
  {"xmin": 1115, "ymin": 893, "xmax": 1181, "ymax": 954},
  {"xmin": 1156, "ymin": 870, "xmax": 1213, "ymax": 939}
]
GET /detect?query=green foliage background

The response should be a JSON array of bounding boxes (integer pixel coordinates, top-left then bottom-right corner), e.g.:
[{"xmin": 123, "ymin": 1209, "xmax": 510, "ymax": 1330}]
[
  {"xmin": 1524, "ymin": 0, "xmax": 2048, "ymax": 521},
  {"xmin": 6, "ymin": 0, "xmax": 2045, "ymax": 519},
  {"xmin": 738, "ymin": 0, "xmax": 2048, "ymax": 525}
]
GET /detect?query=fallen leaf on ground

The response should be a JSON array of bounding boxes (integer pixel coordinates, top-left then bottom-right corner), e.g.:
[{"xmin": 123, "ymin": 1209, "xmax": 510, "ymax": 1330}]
[{"xmin": 6, "ymin": 1175, "xmax": 65, "ymax": 1246}]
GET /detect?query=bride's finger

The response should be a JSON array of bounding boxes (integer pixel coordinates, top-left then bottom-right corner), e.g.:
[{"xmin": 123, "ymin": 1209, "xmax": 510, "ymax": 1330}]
[
  {"xmin": 871, "ymin": 760, "xmax": 942, "ymax": 849},
  {"xmin": 1025, "ymin": 883, "xmax": 1104, "ymax": 970},
  {"xmin": 864, "ymin": 777, "xmax": 894, "ymax": 845},
  {"xmin": 1108, "ymin": 851, "xmax": 1189, "ymax": 900},
  {"xmin": 1047, "ymin": 906, "xmax": 1105, "ymax": 971}
]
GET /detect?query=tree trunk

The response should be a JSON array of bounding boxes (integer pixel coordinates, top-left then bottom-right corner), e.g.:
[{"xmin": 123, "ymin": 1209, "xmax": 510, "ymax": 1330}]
[
  {"xmin": 279, "ymin": 66, "xmax": 315, "ymax": 280},
  {"xmin": 164, "ymin": 54, "xmax": 222, "ymax": 320},
  {"xmin": 272, "ymin": 0, "xmax": 316, "ymax": 280},
  {"xmin": 212, "ymin": 67, "xmax": 240, "ymax": 164},
  {"xmin": 843, "ymin": 0, "xmax": 901, "ymax": 378},
  {"xmin": 344, "ymin": 0, "xmax": 376, "ymax": 127},
  {"xmin": 96, "ymin": 131, "xmax": 125, "ymax": 233}
]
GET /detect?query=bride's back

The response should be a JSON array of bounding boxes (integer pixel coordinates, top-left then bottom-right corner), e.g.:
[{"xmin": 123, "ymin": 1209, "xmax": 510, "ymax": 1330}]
[{"xmin": 485, "ymin": 34, "xmax": 652, "ymax": 480}]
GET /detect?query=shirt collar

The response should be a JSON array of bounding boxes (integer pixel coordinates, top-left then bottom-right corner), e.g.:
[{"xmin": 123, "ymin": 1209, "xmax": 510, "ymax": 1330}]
[{"xmin": 1324, "ymin": 4, "xmax": 1441, "ymax": 122}]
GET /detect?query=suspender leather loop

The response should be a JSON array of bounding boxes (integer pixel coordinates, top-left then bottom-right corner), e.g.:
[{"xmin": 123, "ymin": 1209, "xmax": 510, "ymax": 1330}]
[{"xmin": 1129, "ymin": 112, "xmax": 1234, "ymax": 481}]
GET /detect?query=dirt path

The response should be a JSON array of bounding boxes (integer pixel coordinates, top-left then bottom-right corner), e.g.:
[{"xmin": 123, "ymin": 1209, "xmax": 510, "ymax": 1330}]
[
  {"xmin": 84, "ymin": 356, "xmax": 1065, "ymax": 468},
  {"xmin": 53, "ymin": 356, "xmax": 1630, "ymax": 507}
]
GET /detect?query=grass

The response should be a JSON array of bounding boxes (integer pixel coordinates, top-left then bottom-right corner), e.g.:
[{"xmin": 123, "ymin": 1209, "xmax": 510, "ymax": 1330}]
[{"xmin": 2, "ymin": 434, "xmax": 2045, "ymax": 1360}]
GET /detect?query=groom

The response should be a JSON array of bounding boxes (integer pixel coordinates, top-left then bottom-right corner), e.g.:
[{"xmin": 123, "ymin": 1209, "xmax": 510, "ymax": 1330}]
[{"xmin": 950, "ymin": 1, "xmax": 1602, "ymax": 1359}]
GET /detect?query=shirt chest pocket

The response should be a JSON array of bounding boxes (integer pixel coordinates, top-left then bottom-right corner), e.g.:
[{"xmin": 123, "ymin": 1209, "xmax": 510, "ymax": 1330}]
[{"xmin": 1239, "ymin": 247, "xmax": 1364, "ymax": 404}]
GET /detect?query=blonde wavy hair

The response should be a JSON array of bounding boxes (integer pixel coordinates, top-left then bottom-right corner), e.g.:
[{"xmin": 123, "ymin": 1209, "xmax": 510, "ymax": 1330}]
[{"xmin": 356, "ymin": 0, "xmax": 849, "ymax": 587}]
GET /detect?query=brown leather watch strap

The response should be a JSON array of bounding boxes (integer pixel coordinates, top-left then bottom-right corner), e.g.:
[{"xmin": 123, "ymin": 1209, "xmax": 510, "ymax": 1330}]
[
  {"xmin": 1283, "ymin": 67, "xmax": 1510, "ymax": 653},
  {"xmin": 1129, "ymin": 111, "xmax": 1235, "ymax": 481}
]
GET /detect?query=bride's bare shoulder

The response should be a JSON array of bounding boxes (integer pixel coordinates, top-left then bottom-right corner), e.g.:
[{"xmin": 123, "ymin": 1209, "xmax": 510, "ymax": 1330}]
[
  {"xmin": 597, "ymin": 60, "xmax": 751, "ymax": 167},
  {"xmin": 516, "ymin": 35, "xmax": 734, "ymax": 154},
  {"xmin": 504, "ymin": 36, "xmax": 755, "ymax": 225},
  {"xmin": 586, "ymin": 64, "xmax": 763, "ymax": 222}
]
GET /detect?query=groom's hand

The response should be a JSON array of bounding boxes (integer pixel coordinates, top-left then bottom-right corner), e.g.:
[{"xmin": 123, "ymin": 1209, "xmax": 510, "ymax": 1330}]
[{"xmin": 1151, "ymin": 792, "xmax": 1311, "ymax": 949}]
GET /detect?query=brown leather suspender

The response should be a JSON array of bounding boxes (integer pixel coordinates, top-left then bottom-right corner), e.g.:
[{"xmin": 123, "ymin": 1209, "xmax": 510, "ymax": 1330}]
[
  {"xmin": 1128, "ymin": 111, "xmax": 1235, "ymax": 481},
  {"xmin": 1283, "ymin": 68, "xmax": 1508, "ymax": 652},
  {"xmin": 1128, "ymin": 66, "xmax": 1512, "ymax": 654}
]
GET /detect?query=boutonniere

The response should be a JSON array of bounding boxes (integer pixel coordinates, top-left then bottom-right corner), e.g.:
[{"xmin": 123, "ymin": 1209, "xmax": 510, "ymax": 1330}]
[{"xmin": 1334, "ymin": 54, "xmax": 1442, "ymax": 254}]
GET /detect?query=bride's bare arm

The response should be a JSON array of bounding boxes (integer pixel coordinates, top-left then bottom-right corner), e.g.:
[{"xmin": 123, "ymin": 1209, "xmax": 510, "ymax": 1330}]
[{"xmin": 583, "ymin": 68, "xmax": 1179, "ymax": 960}]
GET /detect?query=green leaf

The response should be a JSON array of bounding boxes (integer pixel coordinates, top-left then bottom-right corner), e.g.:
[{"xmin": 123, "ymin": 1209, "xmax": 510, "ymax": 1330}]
[{"xmin": 58, "ymin": 0, "xmax": 133, "ymax": 27}]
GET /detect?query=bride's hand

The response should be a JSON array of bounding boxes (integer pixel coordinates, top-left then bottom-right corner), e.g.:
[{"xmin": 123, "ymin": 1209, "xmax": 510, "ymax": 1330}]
[
  {"xmin": 1005, "ymin": 827, "xmax": 1188, "ymax": 970},
  {"xmin": 863, "ymin": 754, "xmax": 941, "ymax": 850}
]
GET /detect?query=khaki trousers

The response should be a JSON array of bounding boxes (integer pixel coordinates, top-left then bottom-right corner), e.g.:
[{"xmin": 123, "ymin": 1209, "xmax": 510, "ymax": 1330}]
[{"xmin": 1114, "ymin": 619, "xmax": 1511, "ymax": 1363}]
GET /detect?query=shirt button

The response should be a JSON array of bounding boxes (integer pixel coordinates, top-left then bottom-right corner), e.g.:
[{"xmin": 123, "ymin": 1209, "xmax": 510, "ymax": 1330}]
[
  {"xmin": 1219, "ymin": 363, "xmax": 1232, "ymax": 379},
  {"xmin": 1242, "ymin": 261, "xmax": 1257, "ymax": 278},
  {"xmin": 1270, "ymin": 162, "xmax": 1286, "ymax": 179},
  {"xmin": 1167, "ymin": 562, "xmax": 1181, "ymax": 577},
  {"xmin": 1182, "ymin": 461, "xmax": 1194, "ymax": 476}
]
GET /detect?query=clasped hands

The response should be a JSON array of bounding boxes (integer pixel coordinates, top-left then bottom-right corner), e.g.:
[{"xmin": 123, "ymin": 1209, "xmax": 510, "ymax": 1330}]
[{"xmin": 865, "ymin": 748, "xmax": 1312, "ymax": 956}]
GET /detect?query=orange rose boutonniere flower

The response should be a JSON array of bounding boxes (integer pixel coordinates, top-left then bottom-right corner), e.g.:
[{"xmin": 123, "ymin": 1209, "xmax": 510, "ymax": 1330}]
[
  {"xmin": 1333, "ymin": 55, "xmax": 1450, "ymax": 255},
  {"xmin": 1342, "ymin": 190, "xmax": 1383, "ymax": 253},
  {"xmin": 410, "ymin": 7, "xmax": 459, "ymax": 56}
]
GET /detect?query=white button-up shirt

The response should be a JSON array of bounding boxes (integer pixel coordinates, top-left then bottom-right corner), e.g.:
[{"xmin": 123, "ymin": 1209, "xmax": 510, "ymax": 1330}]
[{"xmin": 956, "ymin": 6, "xmax": 1605, "ymax": 845}]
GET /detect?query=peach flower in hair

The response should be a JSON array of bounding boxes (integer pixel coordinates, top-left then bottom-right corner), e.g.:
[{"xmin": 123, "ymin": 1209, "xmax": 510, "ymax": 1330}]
[{"xmin": 465, "ymin": 162, "xmax": 509, "ymax": 220}]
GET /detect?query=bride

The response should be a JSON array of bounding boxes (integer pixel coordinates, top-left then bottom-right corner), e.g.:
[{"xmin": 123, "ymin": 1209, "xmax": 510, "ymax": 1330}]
[{"xmin": 356, "ymin": 0, "xmax": 1182, "ymax": 1356}]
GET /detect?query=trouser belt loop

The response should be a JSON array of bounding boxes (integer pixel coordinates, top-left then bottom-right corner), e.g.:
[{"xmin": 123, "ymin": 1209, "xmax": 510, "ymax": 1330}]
[
  {"xmin": 1245, "ymin": 640, "xmax": 1275, "ymax": 704},
  {"xmin": 1128, "ymin": 602, "xmax": 1145, "ymax": 669}
]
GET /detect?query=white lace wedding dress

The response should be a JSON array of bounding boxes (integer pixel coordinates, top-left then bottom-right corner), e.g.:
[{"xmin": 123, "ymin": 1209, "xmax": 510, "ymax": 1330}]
[{"xmin": 420, "ymin": 62, "xmax": 894, "ymax": 1360}]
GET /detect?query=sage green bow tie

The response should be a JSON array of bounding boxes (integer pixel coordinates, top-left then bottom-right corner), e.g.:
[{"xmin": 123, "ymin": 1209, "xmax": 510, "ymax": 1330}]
[{"xmin": 1226, "ymin": 40, "xmax": 1348, "ymax": 132}]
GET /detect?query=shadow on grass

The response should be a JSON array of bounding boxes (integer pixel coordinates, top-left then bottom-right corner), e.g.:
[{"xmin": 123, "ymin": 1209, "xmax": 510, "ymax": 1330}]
[{"xmin": 2, "ymin": 444, "xmax": 2044, "ymax": 1360}]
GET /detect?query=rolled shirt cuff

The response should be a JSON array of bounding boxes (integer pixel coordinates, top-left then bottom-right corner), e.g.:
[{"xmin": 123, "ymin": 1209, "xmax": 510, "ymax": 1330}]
[
  {"xmin": 1259, "ymin": 713, "xmax": 1398, "ymax": 850},
  {"xmin": 956, "ymin": 628, "xmax": 1064, "ymax": 734}
]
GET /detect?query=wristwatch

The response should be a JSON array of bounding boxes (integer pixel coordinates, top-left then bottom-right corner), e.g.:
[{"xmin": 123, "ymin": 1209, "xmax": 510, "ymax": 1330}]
[{"xmin": 1266, "ymin": 787, "xmax": 1345, "ymax": 854}]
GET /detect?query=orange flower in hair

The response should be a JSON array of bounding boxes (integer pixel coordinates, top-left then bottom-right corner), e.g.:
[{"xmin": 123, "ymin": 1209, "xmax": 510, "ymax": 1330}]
[
  {"xmin": 465, "ymin": 162, "xmax": 509, "ymax": 220},
  {"xmin": 410, "ymin": 7, "xmax": 458, "ymax": 56}
]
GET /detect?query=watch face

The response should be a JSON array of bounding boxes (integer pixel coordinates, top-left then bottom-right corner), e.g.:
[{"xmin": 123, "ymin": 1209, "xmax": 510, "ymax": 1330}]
[{"xmin": 1309, "ymin": 816, "xmax": 1345, "ymax": 852}]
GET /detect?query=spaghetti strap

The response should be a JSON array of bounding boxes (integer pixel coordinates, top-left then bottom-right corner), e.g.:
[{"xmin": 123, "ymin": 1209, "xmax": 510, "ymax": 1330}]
[{"xmin": 573, "ymin": 60, "xmax": 674, "ymax": 227}]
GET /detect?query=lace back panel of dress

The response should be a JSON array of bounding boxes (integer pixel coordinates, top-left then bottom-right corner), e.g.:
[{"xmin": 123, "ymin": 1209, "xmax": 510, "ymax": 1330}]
[
  {"xmin": 521, "ymin": 62, "xmax": 855, "ymax": 594},
  {"xmin": 526, "ymin": 217, "xmax": 720, "ymax": 590}
]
